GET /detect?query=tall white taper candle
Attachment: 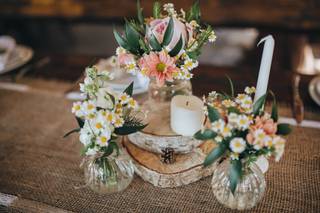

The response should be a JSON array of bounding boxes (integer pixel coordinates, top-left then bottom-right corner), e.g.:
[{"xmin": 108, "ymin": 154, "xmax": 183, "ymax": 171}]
[{"xmin": 254, "ymin": 35, "xmax": 275, "ymax": 102}]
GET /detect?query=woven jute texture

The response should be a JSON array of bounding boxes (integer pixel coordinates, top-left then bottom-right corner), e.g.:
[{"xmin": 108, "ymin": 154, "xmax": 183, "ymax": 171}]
[{"xmin": 0, "ymin": 89, "xmax": 319, "ymax": 212}]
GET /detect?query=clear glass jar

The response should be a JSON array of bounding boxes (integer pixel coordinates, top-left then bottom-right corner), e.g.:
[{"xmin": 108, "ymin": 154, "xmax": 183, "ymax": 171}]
[
  {"xmin": 148, "ymin": 78, "xmax": 192, "ymax": 103},
  {"xmin": 83, "ymin": 150, "xmax": 134, "ymax": 194},
  {"xmin": 211, "ymin": 159, "xmax": 266, "ymax": 210}
]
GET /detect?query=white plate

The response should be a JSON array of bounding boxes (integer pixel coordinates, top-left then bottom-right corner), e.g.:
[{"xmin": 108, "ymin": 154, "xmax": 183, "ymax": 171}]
[
  {"xmin": 0, "ymin": 45, "xmax": 33, "ymax": 75},
  {"xmin": 309, "ymin": 76, "xmax": 320, "ymax": 106}
]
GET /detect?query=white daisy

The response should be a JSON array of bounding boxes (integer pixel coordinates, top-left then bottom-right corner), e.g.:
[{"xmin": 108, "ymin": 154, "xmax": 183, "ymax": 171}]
[
  {"xmin": 208, "ymin": 31, "xmax": 217, "ymax": 43},
  {"xmin": 211, "ymin": 119, "xmax": 225, "ymax": 133},
  {"xmin": 236, "ymin": 114, "xmax": 251, "ymax": 130},
  {"xmin": 230, "ymin": 137, "xmax": 246, "ymax": 153},
  {"xmin": 72, "ymin": 101, "xmax": 85, "ymax": 118},
  {"xmin": 97, "ymin": 132, "xmax": 111, "ymax": 147},
  {"xmin": 119, "ymin": 93, "xmax": 130, "ymax": 104}
]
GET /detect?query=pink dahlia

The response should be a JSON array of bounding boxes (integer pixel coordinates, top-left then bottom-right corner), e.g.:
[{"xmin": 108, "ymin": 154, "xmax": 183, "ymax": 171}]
[{"xmin": 139, "ymin": 51, "xmax": 179, "ymax": 86}]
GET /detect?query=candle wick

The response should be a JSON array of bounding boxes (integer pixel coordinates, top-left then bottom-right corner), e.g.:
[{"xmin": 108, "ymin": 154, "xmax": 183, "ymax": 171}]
[{"xmin": 186, "ymin": 101, "xmax": 189, "ymax": 106}]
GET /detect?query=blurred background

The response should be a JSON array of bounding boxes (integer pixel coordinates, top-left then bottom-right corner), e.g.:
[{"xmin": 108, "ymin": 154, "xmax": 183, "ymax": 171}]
[{"xmin": 0, "ymin": 0, "xmax": 320, "ymax": 116}]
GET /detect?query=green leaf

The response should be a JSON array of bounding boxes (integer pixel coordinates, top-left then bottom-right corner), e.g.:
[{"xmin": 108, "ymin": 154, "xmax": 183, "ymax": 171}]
[
  {"xmin": 186, "ymin": 0, "xmax": 200, "ymax": 22},
  {"xmin": 109, "ymin": 141, "xmax": 120, "ymax": 156},
  {"xmin": 137, "ymin": 0, "xmax": 144, "ymax": 26},
  {"xmin": 207, "ymin": 105, "xmax": 221, "ymax": 122},
  {"xmin": 276, "ymin": 123, "xmax": 292, "ymax": 135},
  {"xmin": 149, "ymin": 33, "xmax": 162, "ymax": 51},
  {"xmin": 76, "ymin": 117, "xmax": 84, "ymax": 128},
  {"xmin": 229, "ymin": 159, "xmax": 242, "ymax": 194},
  {"xmin": 114, "ymin": 123, "xmax": 148, "ymax": 135},
  {"xmin": 123, "ymin": 82, "xmax": 134, "ymax": 96},
  {"xmin": 186, "ymin": 50, "xmax": 200, "ymax": 60},
  {"xmin": 270, "ymin": 91, "xmax": 278, "ymax": 122},
  {"xmin": 226, "ymin": 75, "xmax": 234, "ymax": 97},
  {"xmin": 194, "ymin": 129, "xmax": 217, "ymax": 140},
  {"xmin": 153, "ymin": 1, "xmax": 161, "ymax": 19},
  {"xmin": 162, "ymin": 17, "xmax": 174, "ymax": 46},
  {"xmin": 63, "ymin": 128, "xmax": 80, "ymax": 138},
  {"xmin": 204, "ymin": 142, "xmax": 227, "ymax": 167},
  {"xmin": 139, "ymin": 39, "xmax": 150, "ymax": 53},
  {"xmin": 125, "ymin": 22, "xmax": 140, "ymax": 52},
  {"xmin": 253, "ymin": 94, "xmax": 267, "ymax": 116},
  {"xmin": 169, "ymin": 35, "xmax": 183, "ymax": 57},
  {"xmin": 113, "ymin": 29, "xmax": 129, "ymax": 49}
]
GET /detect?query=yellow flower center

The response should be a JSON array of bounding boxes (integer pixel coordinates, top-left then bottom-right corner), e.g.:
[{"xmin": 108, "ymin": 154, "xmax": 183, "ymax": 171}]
[
  {"xmin": 234, "ymin": 142, "xmax": 242, "ymax": 148},
  {"xmin": 74, "ymin": 105, "xmax": 81, "ymax": 111},
  {"xmin": 106, "ymin": 114, "xmax": 114, "ymax": 122},
  {"xmin": 156, "ymin": 62, "xmax": 166, "ymax": 72},
  {"xmin": 95, "ymin": 123, "xmax": 103, "ymax": 129},
  {"xmin": 100, "ymin": 136, "xmax": 107, "ymax": 144},
  {"xmin": 87, "ymin": 104, "xmax": 94, "ymax": 110}
]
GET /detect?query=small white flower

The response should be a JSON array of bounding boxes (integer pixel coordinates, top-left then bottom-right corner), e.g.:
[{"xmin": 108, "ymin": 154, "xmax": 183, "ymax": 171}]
[
  {"xmin": 230, "ymin": 137, "xmax": 246, "ymax": 153},
  {"xmin": 263, "ymin": 135, "xmax": 273, "ymax": 148},
  {"xmin": 127, "ymin": 98, "xmax": 138, "ymax": 109},
  {"xmin": 211, "ymin": 119, "xmax": 225, "ymax": 133},
  {"xmin": 208, "ymin": 31, "xmax": 217, "ymax": 43},
  {"xmin": 230, "ymin": 152, "xmax": 239, "ymax": 160},
  {"xmin": 82, "ymin": 100, "xmax": 96, "ymax": 119},
  {"xmin": 215, "ymin": 136, "xmax": 223, "ymax": 143},
  {"xmin": 228, "ymin": 113, "xmax": 239, "ymax": 127},
  {"xmin": 221, "ymin": 124, "xmax": 233, "ymax": 138},
  {"xmin": 221, "ymin": 99, "xmax": 236, "ymax": 108},
  {"xmin": 79, "ymin": 121, "xmax": 93, "ymax": 146},
  {"xmin": 119, "ymin": 93, "xmax": 130, "ymax": 104},
  {"xmin": 97, "ymin": 132, "xmax": 111, "ymax": 147},
  {"xmin": 72, "ymin": 101, "xmax": 85, "ymax": 118},
  {"xmin": 208, "ymin": 91, "xmax": 218, "ymax": 100},
  {"xmin": 116, "ymin": 47, "xmax": 126, "ymax": 55},
  {"xmin": 114, "ymin": 117, "xmax": 125, "ymax": 128},
  {"xmin": 188, "ymin": 40, "xmax": 198, "ymax": 51},
  {"xmin": 189, "ymin": 20, "xmax": 199, "ymax": 29},
  {"xmin": 236, "ymin": 114, "xmax": 251, "ymax": 130},
  {"xmin": 163, "ymin": 3, "xmax": 177, "ymax": 16},
  {"xmin": 245, "ymin": 86, "xmax": 256, "ymax": 94},
  {"xmin": 273, "ymin": 136, "xmax": 286, "ymax": 161}
]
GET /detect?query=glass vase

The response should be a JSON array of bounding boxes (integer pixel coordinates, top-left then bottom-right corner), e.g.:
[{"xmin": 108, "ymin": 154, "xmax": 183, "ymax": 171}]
[
  {"xmin": 211, "ymin": 159, "xmax": 266, "ymax": 210},
  {"xmin": 83, "ymin": 150, "xmax": 134, "ymax": 194}
]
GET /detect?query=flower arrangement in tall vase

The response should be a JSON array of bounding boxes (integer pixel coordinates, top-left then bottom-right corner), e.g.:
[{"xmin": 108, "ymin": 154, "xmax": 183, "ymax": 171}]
[{"xmin": 113, "ymin": 0, "xmax": 216, "ymax": 126}]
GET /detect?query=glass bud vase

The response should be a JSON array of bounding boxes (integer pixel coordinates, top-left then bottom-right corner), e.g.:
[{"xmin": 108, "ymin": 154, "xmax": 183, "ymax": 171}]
[
  {"xmin": 211, "ymin": 159, "xmax": 266, "ymax": 210},
  {"xmin": 83, "ymin": 150, "xmax": 134, "ymax": 194},
  {"xmin": 148, "ymin": 78, "xmax": 192, "ymax": 103}
]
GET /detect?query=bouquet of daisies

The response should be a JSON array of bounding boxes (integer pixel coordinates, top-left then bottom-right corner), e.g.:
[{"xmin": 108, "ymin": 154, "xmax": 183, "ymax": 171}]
[
  {"xmin": 65, "ymin": 66, "xmax": 147, "ymax": 158},
  {"xmin": 114, "ymin": 1, "xmax": 216, "ymax": 85},
  {"xmin": 194, "ymin": 81, "xmax": 291, "ymax": 193}
]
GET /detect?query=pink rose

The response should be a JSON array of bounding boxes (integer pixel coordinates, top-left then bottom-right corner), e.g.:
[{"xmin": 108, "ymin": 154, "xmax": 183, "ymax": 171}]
[
  {"xmin": 246, "ymin": 132, "xmax": 254, "ymax": 144},
  {"xmin": 118, "ymin": 53, "xmax": 134, "ymax": 66},
  {"xmin": 146, "ymin": 17, "xmax": 192, "ymax": 51},
  {"xmin": 263, "ymin": 119, "xmax": 277, "ymax": 135}
]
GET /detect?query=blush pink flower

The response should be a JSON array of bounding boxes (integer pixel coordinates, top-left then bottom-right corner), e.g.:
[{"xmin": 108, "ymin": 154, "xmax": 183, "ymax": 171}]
[
  {"xmin": 118, "ymin": 53, "xmax": 134, "ymax": 66},
  {"xmin": 139, "ymin": 51, "xmax": 179, "ymax": 86},
  {"xmin": 252, "ymin": 115, "xmax": 277, "ymax": 135}
]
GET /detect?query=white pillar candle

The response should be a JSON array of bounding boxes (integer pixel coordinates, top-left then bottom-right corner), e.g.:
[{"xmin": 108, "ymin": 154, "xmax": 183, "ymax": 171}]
[
  {"xmin": 254, "ymin": 35, "xmax": 275, "ymax": 102},
  {"xmin": 170, "ymin": 95, "xmax": 205, "ymax": 136}
]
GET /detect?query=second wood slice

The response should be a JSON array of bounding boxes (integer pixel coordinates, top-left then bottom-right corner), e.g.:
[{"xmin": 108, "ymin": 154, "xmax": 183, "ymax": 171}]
[{"xmin": 123, "ymin": 137, "xmax": 217, "ymax": 188}]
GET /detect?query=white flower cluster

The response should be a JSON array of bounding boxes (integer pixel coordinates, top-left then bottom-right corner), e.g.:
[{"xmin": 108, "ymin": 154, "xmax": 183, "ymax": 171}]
[
  {"xmin": 163, "ymin": 3, "xmax": 177, "ymax": 16},
  {"xmin": 72, "ymin": 91, "xmax": 138, "ymax": 156},
  {"xmin": 235, "ymin": 93, "xmax": 253, "ymax": 113},
  {"xmin": 175, "ymin": 52, "xmax": 198, "ymax": 80},
  {"xmin": 80, "ymin": 66, "xmax": 114, "ymax": 98}
]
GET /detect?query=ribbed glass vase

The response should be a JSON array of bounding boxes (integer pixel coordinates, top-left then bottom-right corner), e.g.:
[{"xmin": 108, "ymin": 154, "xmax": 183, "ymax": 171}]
[
  {"xmin": 83, "ymin": 150, "xmax": 134, "ymax": 194},
  {"xmin": 211, "ymin": 159, "xmax": 266, "ymax": 210}
]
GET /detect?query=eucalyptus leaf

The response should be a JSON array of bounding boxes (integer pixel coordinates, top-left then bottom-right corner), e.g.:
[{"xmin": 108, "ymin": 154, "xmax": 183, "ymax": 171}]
[
  {"xmin": 153, "ymin": 1, "xmax": 161, "ymax": 19},
  {"xmin": 270, "ymin": 91, "xmax": 278, "ymax": 122},
  {"xmin": 207, "ymin": 105, "xmax": 220, "ymax": 122},
  {"xmin": 114, "ymin": 123, "xmax": 148, "ymax": 135},
  {"xmin": 149, "ymin": 33, "xmax": 162, "ymax": 51},
  {"xmin": 63, "ymin": 128, "xmax": 80, "ymax": 138},
  {"xmin": 227, "ymin": 107, "xmax": 241, "ymax": 114},
  {"xmin": 113, "ymin": 29, "xmax": 129, "ymax": 49},
  {"xmin": 169, "ymin": 35, "xmax": 183, "ymax": 57},
  {"xmin": 253, "ymin": 94, "xmax": 266, "ymax": 116},
  {"xmin": 204, "ymin": 142, "xmax": 227, "ymax": 167},
  {"xmin": 194, "ymin": 129, "xmax": 217, "ymax": 140},
  {"xmin": 230, "ymin": 159, "xmax": 242, "ymax": 194},
  {"xmin": 125, "ymin": 22, "xmax": 140, "ymax": 52},
  {"xmin": 276, "ymin": 123, "xmax": 292, "ymax": 135},
  {"xmin": 162, "ymin": 17, "xmax": 174, "ymax": 46},
  {"xmin": 139, "ymin": 39, "xmax": 150, "ymax": 53},
  {"xmin": 137, "ymin": 0, "xmax": 144, "ymax": 26},
  {"xmin": 76, "ymin": 117, "xmax": 84, "ymax": 128},
  {"xmin": 123, "ymin": 82, "xmax": 134, "ymax": 96}
]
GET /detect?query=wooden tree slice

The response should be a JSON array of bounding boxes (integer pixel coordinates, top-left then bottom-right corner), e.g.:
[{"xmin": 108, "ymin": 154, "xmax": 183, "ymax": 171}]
[{"xmin": 123, "ymin": 137, "xmax": 217, "ymax": 188}]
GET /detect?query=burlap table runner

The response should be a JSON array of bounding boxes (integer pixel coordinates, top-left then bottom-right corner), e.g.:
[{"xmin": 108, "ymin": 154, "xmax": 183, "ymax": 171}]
[{"xmin": 0, "ymin": 89, "xmax": 319, "ymax": 212}]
